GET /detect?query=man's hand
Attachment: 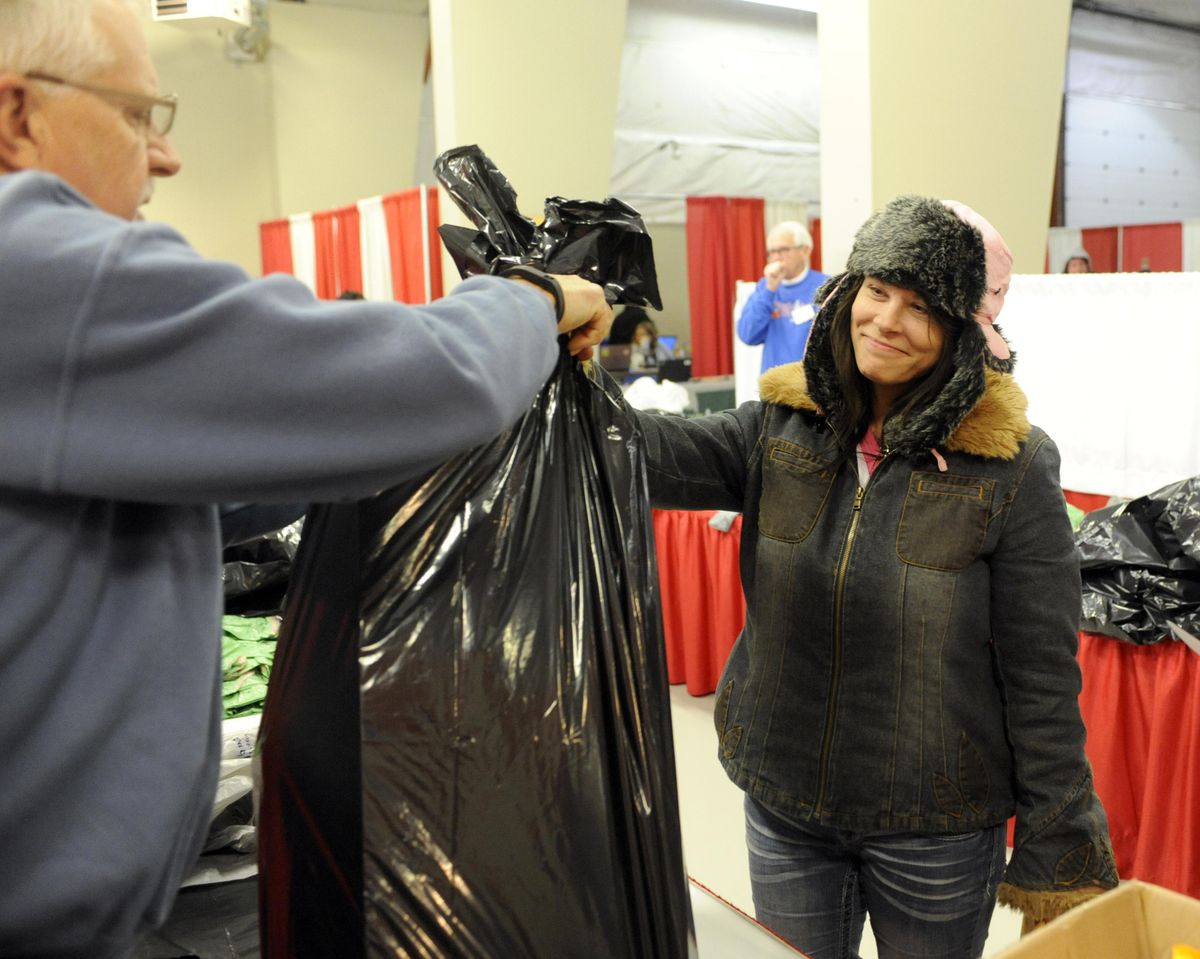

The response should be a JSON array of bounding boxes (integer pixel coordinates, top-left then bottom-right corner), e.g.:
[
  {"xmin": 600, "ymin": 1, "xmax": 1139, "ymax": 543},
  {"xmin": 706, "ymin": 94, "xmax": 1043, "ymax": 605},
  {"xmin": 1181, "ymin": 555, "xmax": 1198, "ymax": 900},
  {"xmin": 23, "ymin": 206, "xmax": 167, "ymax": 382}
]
[
  {"xmin": 764, "ymin": 260, "xmax": 785, "ymax": 292},
  {"xmin": 552, "ymin": 274, "xmax": 613, "ymax": 361}
]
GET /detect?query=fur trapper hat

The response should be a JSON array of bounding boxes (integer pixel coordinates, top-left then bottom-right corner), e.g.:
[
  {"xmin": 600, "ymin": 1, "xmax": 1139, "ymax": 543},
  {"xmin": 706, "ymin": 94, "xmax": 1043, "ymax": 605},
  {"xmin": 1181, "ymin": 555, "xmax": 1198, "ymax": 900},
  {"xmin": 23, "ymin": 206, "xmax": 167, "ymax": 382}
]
[
  {"xmin": 847, "ymin": 194, "xmax": 989, "ymax": 324},
  {"xmin": 802, "ymin": 195, "xmax": 1014, "ymax": 458}
]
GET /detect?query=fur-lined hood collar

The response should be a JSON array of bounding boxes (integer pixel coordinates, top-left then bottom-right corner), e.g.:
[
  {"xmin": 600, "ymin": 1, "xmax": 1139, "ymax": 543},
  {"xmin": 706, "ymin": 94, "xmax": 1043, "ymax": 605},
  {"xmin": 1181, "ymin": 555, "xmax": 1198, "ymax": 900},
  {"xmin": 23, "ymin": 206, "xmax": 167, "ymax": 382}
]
[{"xmin": 760, "ymin": 362, "xmax": 1030, "ymax": 460}]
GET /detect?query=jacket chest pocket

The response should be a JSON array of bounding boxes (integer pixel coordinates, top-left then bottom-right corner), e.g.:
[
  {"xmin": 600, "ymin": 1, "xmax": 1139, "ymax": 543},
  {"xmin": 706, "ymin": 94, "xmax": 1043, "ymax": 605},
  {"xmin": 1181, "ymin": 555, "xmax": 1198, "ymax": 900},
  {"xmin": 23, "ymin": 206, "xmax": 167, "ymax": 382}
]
[
  {"xmin": 759, "ymin": 440, "xmax": 838, "ymax": 542},
  {"xmin": 896, "ymin": 472, "xmax": 995, "ymax": 570}
]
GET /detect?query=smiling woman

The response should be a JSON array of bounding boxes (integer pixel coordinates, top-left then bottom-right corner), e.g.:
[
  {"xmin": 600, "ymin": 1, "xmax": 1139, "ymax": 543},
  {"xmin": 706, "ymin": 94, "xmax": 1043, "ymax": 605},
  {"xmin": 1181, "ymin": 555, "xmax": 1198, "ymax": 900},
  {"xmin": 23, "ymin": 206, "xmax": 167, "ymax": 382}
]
[
  {"xmin": 844, "ymin": 276, "xmax": 949, "ymax": 429},
  {"xmin": 600, "ymin": 193, "xmax": 1118, "ymax": 958}
]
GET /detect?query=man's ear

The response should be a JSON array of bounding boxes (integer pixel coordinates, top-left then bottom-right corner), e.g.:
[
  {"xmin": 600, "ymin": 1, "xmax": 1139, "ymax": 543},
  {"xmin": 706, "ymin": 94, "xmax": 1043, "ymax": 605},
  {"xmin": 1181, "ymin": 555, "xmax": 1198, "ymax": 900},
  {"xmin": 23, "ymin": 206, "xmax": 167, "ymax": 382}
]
[{"xmin": 0, "ymin": 73, "xmax": 42, "ymax": 172}]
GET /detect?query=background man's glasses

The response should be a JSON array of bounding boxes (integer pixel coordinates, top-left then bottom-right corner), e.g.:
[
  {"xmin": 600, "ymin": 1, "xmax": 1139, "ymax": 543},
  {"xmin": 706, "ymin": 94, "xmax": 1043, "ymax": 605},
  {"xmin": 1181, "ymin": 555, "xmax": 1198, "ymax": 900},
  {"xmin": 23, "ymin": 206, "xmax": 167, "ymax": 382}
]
[
  {"xmin": 766, "ymin": 245, "xmax": 799, "ymax": 256},
  {"xmin": 25, "ymin": 72, "xmax": 177, "ymax": 136}
]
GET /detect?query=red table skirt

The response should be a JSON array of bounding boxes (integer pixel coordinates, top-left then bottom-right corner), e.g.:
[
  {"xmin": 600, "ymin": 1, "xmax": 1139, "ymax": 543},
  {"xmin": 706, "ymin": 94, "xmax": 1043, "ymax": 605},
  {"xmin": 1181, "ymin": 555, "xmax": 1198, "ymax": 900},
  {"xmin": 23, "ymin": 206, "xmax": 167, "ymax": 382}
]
[
  {"xmin": 651, "ymin": 508, "xmax": 1200, "ymax": 899},
  {"xmin": 653, "ymin": 509, "xmax": 745, "ymax": 696}
]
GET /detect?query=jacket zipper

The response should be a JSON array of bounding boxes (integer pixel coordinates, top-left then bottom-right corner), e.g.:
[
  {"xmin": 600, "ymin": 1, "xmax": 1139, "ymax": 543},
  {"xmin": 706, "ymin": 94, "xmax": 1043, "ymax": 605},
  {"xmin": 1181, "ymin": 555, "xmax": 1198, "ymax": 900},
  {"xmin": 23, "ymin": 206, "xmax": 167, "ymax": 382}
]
[{"xmin": 814, "ymin": 481, "xmax": 866, "ymax": 816}]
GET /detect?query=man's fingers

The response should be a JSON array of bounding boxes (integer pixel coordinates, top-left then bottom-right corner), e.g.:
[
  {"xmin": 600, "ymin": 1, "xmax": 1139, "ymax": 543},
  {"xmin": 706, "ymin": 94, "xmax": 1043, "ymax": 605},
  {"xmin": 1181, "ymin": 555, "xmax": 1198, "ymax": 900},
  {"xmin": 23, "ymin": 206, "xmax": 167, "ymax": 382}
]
[{"xmin": 552, "ymin": 273, "xmax": 613, "ymax": 342}]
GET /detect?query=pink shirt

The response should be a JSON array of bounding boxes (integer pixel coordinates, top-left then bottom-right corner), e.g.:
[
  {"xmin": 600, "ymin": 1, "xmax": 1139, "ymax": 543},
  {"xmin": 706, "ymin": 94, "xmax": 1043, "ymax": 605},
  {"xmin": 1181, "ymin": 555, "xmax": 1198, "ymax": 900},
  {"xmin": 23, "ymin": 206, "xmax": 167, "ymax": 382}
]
[{"xmin": 858, "ymin": 429, "xmax": 884, "ymax": 479}]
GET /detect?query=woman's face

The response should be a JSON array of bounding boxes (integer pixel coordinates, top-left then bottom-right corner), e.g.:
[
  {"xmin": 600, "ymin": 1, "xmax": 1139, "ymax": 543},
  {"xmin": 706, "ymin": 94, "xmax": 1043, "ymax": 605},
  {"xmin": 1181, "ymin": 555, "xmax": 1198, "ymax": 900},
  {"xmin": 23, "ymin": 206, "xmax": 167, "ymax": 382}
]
[
  {"xmin": 850, "ymin": 277, "xmax": 945, "ymax": 393},
  {"xmin": 634, "ymin": 322, "xmax": 655, "ymax": 346}
]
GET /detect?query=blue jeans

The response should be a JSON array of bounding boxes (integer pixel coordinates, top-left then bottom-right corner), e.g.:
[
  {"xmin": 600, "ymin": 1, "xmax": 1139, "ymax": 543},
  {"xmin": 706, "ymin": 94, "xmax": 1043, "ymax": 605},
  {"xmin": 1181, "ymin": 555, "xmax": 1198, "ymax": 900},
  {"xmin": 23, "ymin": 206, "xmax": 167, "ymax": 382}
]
[{"xmin": 744, "ymin": 795, "xmax": 1006, "ymax": 959}]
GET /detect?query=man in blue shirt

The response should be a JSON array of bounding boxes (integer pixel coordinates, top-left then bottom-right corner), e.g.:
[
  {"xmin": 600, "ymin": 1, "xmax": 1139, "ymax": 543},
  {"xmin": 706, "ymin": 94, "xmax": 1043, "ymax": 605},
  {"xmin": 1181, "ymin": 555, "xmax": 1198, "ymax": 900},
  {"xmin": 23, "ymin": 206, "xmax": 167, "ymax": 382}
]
[
  {"xmin": 736, "ymin": 220, "xmax": 827, "ymax": 373},
  {"xmin": 0, "ymin": 2, "xmax": 611, "ymax": 956}
]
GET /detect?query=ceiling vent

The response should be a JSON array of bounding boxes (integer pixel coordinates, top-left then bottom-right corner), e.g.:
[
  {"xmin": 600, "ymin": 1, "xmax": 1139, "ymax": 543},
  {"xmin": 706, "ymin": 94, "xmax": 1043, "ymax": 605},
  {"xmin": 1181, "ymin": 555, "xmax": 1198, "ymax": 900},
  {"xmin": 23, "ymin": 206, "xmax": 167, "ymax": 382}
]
[{"xmin": 152, "ymin": 0, "xmax": 252, "ymax": 27}]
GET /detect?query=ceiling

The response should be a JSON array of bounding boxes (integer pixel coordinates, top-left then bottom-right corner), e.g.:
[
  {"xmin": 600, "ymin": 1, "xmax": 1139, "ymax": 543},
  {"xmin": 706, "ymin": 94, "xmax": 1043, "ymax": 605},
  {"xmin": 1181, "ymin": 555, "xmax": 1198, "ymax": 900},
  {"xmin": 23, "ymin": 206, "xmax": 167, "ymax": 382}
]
[
  {"xmin": 280, "ymin": 0, "xmax": 1200, "ymax": 34},
  {"xmin": 1075, "ymin": 0, "xmax": 1200, "ymax": 31}
]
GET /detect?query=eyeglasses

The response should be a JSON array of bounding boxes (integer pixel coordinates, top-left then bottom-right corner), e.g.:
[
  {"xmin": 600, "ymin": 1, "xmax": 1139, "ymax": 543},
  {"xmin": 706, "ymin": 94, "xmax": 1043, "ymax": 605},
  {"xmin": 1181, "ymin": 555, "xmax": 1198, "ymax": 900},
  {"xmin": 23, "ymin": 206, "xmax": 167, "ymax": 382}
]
[
  {"xmin": 766, "ymin": 245, "xmax": 799, "ymax": 256},
  {"xmin": 25, "ymin": 72, "xmax": 177, "ymax": 136}
]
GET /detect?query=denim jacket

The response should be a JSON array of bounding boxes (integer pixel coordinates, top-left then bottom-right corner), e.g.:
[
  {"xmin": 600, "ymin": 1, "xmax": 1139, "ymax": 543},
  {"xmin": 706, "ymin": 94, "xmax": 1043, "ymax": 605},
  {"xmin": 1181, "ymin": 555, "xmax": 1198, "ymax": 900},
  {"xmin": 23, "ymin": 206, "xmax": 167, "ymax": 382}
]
[{"xmin": 630, "ymin": 361, "xmax": 1117, "ymax": 918}]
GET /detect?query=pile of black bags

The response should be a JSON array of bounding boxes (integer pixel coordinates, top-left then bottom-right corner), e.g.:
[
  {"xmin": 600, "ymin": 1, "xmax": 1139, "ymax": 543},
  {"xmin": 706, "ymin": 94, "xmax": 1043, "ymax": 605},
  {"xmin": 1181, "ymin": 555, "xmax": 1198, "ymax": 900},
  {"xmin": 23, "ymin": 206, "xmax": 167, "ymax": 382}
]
[{"xmin": 1077, "ymin": 476, "xmax": 1200, "ymax": 644}]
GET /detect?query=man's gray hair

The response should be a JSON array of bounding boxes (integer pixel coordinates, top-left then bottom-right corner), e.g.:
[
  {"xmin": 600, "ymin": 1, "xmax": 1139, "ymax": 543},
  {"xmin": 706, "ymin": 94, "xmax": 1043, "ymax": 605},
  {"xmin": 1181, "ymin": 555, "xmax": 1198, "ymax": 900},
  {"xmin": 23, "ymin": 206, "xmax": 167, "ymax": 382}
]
[
  {"xmin": 0, "ymin": 0, "xmax": 140, "ymax": 78},
  {"xmin": 772, "ymin": 220, "xmax": 814, "ymax": 250}
]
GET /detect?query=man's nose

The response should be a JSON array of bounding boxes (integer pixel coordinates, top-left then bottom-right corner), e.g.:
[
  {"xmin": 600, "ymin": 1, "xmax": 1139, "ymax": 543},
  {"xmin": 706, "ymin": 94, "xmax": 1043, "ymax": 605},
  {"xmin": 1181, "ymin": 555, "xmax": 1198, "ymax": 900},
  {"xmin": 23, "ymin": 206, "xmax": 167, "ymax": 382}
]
[{"xmin": 148, "ymin": 131, "xmax": 182, "ymax": 178}]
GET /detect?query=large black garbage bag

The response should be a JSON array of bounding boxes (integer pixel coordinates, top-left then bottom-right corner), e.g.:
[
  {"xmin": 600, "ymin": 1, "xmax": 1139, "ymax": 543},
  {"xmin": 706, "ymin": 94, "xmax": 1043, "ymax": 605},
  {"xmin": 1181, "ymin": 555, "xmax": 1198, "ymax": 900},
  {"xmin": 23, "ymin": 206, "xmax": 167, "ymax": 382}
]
[
  {"xmin": 435, "ymin": 144, "xmax": 663, "ymax": 310},
  {"xmin": 1077, "ymin": 475, "xmax": 1200, "ymax": 644},
  {"xmin": 256, "ymin": 350, "xmax": 695, "ymax": 958},
  {"xmin": 221, "ymin": 509, "xmax": 306, "ymax": 616}
]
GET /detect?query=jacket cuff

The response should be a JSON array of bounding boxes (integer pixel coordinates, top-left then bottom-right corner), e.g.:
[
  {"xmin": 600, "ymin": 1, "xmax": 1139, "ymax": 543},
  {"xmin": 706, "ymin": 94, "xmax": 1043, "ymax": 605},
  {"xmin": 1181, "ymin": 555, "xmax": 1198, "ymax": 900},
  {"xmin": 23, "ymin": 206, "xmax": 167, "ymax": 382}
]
[{"xmin": 996, "ymin": 881, "xmax": 1110, "ymax": 924}]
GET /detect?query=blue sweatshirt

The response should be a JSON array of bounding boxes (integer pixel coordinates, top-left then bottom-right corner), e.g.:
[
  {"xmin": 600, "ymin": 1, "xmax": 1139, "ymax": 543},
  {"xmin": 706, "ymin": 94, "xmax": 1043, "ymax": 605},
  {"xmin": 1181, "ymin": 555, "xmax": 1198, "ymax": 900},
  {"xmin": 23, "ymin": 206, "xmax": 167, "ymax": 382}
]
[
  {"xmin": 736, "ymin": 269, "xmax": 827, "ymax": 373},
  {"xmin": 0, "ymin": 171, "xmax": 561, "ymax": 959}
]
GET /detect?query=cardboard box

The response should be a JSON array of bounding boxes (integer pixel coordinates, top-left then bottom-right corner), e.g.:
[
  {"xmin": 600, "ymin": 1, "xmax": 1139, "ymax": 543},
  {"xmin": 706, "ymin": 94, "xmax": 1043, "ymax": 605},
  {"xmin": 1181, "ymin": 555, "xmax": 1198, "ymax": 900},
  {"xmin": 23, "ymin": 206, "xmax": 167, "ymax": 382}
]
[{"xmin": 996, "ymin": 881, "xmax": 1200, "ymax": 958}]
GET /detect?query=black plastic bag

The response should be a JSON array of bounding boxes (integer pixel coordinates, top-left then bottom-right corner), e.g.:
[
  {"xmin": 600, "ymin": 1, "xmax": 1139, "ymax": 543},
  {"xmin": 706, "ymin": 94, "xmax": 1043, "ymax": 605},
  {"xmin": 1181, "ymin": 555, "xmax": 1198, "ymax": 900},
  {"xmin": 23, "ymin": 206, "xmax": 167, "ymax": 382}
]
[
  {"xmin": 1077, "ymin": 475, "xmax": 1200, "ymax": 644},
  {"xmin": 257, "ymin": 355, "xmax": 694, "ymax": 958},
  {"xmin": 257, "ymin": 149, "xmax": 693, "ymax": 957},
  {"xmin": 435, "ymin": 144, "xmax": 663, "ymax": 310},
  {"xmin": 221, "ymin": 519, "xmax": 304, "ymax": 617}
]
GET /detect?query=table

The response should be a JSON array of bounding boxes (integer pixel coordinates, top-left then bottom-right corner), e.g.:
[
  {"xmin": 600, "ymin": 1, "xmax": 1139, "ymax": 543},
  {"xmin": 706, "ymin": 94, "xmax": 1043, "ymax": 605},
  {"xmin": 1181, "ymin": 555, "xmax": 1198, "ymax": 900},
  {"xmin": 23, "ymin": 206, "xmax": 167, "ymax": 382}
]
[{"xmin": 652, "ymin": 508, "xmax": 1200, "ymax": 899}]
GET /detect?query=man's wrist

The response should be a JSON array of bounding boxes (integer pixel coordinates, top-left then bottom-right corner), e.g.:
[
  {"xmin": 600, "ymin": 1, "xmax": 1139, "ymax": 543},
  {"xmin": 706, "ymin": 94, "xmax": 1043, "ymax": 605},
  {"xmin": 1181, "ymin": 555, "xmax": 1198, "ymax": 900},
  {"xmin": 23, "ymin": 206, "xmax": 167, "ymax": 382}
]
[{"xmin": 498, "ymin": 265, "xmax": 565, "ymax": 321}]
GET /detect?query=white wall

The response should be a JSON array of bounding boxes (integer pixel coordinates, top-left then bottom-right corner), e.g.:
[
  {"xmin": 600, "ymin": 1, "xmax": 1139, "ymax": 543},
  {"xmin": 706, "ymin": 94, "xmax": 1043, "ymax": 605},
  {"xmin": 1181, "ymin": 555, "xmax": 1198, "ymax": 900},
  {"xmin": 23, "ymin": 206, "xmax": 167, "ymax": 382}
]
[
  {"xmin": 646, "ymin": 222, "xmax": 690, "ymax": 346},
  {"xmin": 270, "ymin": 2, "xmax": 427, "ymax": 216},
  {"xmin": 612, "ymin": 0, "xmax": 820, "ymax": 226},
  {"xmin": 147, "ymin": 22, "xmax": 278, "ymax": 272},
  {"xmin": 144, "ymin": 1, "xmax": 427, "ymax": 275}
]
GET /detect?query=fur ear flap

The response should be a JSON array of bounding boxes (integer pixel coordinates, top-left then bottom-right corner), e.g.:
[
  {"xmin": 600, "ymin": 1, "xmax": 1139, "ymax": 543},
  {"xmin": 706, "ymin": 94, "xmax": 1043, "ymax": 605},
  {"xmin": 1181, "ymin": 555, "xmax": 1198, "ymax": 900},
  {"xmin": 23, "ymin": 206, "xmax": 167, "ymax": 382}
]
[
  {"xmin": 803, "ymin": 271, "xmax": 860, "ymax": 421},
  {"xmin": 981, "ymin": 326, "xmax": 1016, "ymax": 374}
]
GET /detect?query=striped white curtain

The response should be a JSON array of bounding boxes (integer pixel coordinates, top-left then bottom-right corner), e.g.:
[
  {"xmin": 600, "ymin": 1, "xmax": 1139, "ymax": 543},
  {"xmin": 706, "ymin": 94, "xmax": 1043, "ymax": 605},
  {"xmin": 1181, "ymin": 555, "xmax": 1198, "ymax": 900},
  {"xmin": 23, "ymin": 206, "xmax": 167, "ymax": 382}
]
[
  {"xmin": 288, "ymin": 213, "xmax": 317, "ymax": 293},
  {"xmin": 356, "ymin": 195, "xmax": 394, "ymax": 301},
  {"xmin": 1184, "ymin": 219, "xmax": 1200, "ymax": 272}
]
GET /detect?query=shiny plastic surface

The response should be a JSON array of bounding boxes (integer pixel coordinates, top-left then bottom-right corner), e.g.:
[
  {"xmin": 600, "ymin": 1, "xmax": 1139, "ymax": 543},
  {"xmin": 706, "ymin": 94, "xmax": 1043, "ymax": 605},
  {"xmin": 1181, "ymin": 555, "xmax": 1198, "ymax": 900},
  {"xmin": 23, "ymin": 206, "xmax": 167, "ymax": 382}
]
[
  {"xmin": 257, "ymin": 353, "xmax": 695, "ymax": 957},
  {"xmin": 221, "ymin": 522, "xmax": 302, "ymax": 617},
  {"xmin": 1077, "ymin": 475, "xmax": 1200, "ymax": 644},
  {"xmin": 434, "ymin": 144, "xmax": 663, "ymax": 309}
]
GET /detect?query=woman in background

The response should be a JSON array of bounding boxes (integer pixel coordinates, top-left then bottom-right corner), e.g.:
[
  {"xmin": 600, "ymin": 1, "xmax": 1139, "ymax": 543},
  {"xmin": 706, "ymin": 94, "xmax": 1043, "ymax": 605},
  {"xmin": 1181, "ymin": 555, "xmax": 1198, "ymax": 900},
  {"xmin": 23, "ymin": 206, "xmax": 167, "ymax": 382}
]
[
  {"xmin": 614, "ymin": 196, "xmax": 1116, "ymax": 958},
  {"xmin": 1063, "ymin": 248, "xmax": 1092, "ymax": 273},
  {"xmin": 609, "ymin": 305, "xmax": 673, "ymax": 370}
]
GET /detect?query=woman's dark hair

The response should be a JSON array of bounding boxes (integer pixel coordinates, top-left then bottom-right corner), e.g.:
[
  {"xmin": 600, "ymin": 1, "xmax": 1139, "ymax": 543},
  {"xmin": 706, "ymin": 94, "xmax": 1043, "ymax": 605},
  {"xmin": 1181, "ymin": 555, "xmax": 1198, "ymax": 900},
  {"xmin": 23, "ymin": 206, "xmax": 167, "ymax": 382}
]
[
  {"xmin": 826, "ymin": 276, "xmax": 962, "ymax": 452},
  {"xmin": 608, "ymin": 306, "xmax": 651, "ymax": 345}
]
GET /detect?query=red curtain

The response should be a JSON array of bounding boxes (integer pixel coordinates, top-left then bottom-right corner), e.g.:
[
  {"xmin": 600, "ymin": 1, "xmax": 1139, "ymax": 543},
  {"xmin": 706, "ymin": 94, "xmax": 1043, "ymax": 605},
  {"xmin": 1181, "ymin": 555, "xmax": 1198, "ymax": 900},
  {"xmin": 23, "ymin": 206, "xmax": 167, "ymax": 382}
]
[
  {"xmin": 1077, "ymin": 632, "xmax": 1200, "ymax": 898},
  {"xmin": 382, "ymin": 187, "xmax": 443, "ymax": 304},
  {"xmin": 425, "ymin": 189, "xmax": 443, "ymax": 301},
  {"xmin": 259, "ymin": 219, "xmax": 293, "ymax": 277},
  {"xmin": 686, "ymin": 196, "xmax": 765, "ymax": 377},
  {"xmin": 1122, "ymin": 222, "xmax": 1183, "ymax": 273},
  {"xmin": 333, "ymin": 204, "xmax": 363, "ymax": 297},
  {"xmin": 653, "ymin": 509, "xmax": 745, "ymax": 696},
  {"xmin": 1064, "ymin": 489, "xmax": 1111, "ymax": 513},
  {"xmin": 312, "ymin": 211, "xmax": 337, "ymax": 299},
  {"xmin": 312, "ymin": 206, "xmax": 364, "ymax": 299},
  {"xmin": 809, "ymin": 217, "xmax": 822, "ymax": 273},
  {"xmin": 1081, "ymin": 227, "xmax": 1119, "ymax": 273}
]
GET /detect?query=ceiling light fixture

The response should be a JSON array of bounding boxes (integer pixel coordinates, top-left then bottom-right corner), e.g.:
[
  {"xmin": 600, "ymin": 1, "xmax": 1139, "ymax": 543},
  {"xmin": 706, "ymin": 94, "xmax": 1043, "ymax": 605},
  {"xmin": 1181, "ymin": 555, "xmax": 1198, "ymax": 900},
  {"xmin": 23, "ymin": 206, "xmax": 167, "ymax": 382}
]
[{"xmin": 736, "ymin": 0, "xmax": 820, "ymax": 13}]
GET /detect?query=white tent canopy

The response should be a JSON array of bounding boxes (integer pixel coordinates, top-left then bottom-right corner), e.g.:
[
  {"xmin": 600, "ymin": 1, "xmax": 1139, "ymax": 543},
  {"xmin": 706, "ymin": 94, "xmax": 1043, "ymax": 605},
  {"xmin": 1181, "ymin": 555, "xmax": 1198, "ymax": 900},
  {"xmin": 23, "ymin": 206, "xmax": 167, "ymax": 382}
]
[{"xmin": 610, "ymin": 0, "xmax": 820, "ymax": 225}]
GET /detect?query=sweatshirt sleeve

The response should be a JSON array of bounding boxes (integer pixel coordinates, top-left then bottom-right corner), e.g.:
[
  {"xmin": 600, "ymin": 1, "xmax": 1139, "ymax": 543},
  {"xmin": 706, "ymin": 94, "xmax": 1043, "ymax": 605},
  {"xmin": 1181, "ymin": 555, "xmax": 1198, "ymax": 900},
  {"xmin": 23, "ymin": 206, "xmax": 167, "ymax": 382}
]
[
  {"xmin": 736, "ymin": 279, "xmax": 774, "ymax": 346},
  {"xmin": 988, "ymin": 433, "xmax": 1119, "ymax": 921},
  {"xmin": 1, "ymin": 201, "xmax": 561, "ymax": 503}
]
